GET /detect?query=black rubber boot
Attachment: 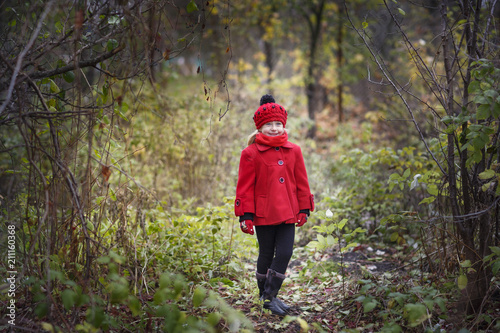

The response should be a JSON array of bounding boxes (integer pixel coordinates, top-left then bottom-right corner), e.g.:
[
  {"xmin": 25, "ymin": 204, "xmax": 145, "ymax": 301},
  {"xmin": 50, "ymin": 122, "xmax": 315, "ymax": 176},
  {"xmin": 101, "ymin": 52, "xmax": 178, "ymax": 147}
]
[
  {"xmin": 274, "ymin": 297, "xmax": 291, "ymax": 313},
  {"xmin": 256, "ymin": 272, "xmax": 266, "ymax": 297},
  {"xmin": 257, "ymin": 271, "xmax": 291, "ymax": 313},
  {"xmin": 261, "ymin": 269, "xmax": 288, "ymax": 316}
]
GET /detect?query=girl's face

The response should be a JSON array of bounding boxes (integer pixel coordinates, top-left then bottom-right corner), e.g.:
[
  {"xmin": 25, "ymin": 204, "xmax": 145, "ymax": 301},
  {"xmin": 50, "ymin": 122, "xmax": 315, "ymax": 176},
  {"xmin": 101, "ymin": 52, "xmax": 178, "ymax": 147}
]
[{"xmin": 260, "ymin": 121, "xmax": 284, "ymax": 137}]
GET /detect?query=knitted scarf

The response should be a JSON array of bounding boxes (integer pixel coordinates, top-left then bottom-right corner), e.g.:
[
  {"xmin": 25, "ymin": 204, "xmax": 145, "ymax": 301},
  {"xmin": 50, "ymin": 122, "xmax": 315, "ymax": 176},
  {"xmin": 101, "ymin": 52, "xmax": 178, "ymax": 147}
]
[{"xmin": 255, "ymin": 132, "xmax": 288, "ymax": 147}]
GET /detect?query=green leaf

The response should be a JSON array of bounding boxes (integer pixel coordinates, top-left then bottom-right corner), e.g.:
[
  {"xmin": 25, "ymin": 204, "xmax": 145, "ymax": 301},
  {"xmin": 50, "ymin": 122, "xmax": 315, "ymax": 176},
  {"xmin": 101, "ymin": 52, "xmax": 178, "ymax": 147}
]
[
  {"xmin": 206, "ymin": 312, "xmax": 221, "ymax": 326},
  {"xmin": 192, "ymin": 286, "xmax": 206, "ymax": 307},
  {"xmin": 107, "ymin": 39, "xmax": 119, "ymax": 52},
  {"xmin": 469, "ymin": 124, "xmax": 483, "ymax": 132},
  {"xmin": 467, "ymin": 150, "xmax": 483, "ymax": 166},
  {"xmin": 398, "ymin": 8, "xmax": 406, "ymax": 16},
  {"xmin": 338, "ymin": 218, "xmax": 348, "ymax": 230},
  {"xmin": 55, "ymin": 21, "xmax": 64, "ymax": 33},
  {"xmin": 49, "ymin": 79, "xmax": 60, "ymax": 93},
  {"xmin": 114, "ymin": 108, "xmax": 129, "ymax": 121},
  {"xmin": 381, "ymin": 323, "xmax": 402, "ymax": 333},
  {"xmin": 97, "ymin": 255, "xmax": 110, "ymax": 264},
  {"xmin": 327, "ymin": 234, "xmax": 336, "ymax": 246},
  {"xmin": 317, "ymin": 234, "xmax": 325, "ymax": 246},
  {"xmin": 388, "ymin": 292, "xmax": 409, "ymax": 306},
  {"xmin": 128, "ymin": 295, "xmax": 141, "ymax": 316},
  {"xmin": 187, "ymin": 0, "xmax": 199, "ymax": 13},
  {"xmin": 342, "ymin": 242, "xmax": 358, "ymax": 252},
  {"xmin": 457, "ymin": 274, "xmax": 468, "ymax": 290},
  {"xmin": 441, "ymin": 115, "xmax": 452, "ymax": 124},
  {"xmin": 63, "ymin": 71, "xmax": 75, "ymax": 83},
  {"xmin": 353, "ymin": 227, "xmax": 367, "ymax": 234},
  {"xmin": 427, "ymin": 184, "xmax": 438, "ymax": 196},
  {"xmin": 492, "ymin": 261, "xmax": 500, "ymax": 275},
  {"xmin": 109, "ymin": 188, "xmax": 117, "ymax": 201},
  {"xmin": 479, "ymin": 169, "xmax": 495, "ymax": 180},
  {"xmin": 110, "ymin": 283, "xmax": 129, "ymax": 304},
  {"xmin": 75, "ymin": 293, "xmax": 89, "ymax": 307},
  {"xmin": 86, "ymin": 306, "xmax": 105, "ymax": 328},
  {"xmin": 362, "ymin": 21, "xmax": 368, "ymax": 29},
  {"xmin": 468, "ymin": 81, "xmax": 480, "ymax": 94},
  {"xmin": 35, "ymin": 302, "xmax": 49, "ymax": 318},
  {"xmin": 492, "ymin": 102, "xmax": 500, "ymax": 118},
  {"xmin": 61, "ymin": 289, "xmax": 76, "ymax": 310},
  {"xmin": 460, "ymin": 260, "xmax": 472, "ymax": 268},
  {"xmin": 389, "ymin": 172, "xmax": 401, "ymax": 180},
  {"xmin": 404, "ymin": 303, "xmax": 429, "ymax": 327},
  {"xmin": 474, "ymin": 95, "xmax": 489, "ymax": 104},
  {"xmin": 363, "ymin": 299, "xmax": 378, "ymax": 313},
  {"xmin": 109, "ymin": 251, "xmax": 125, "ymax": 264},
  {"xmin": 484, "ymin": 89, "xmax": 499, "ymax": 99},
  {"xmin": 473, "ymin": 134, "xmax": 487, "ymax": 150},
  {"xmin": 307, "ymin": 240, "xmax": 319, "ymax": 249},
  {"xmin": 490, "ymin": 246, "xmax": 500, "ymax": 256},
  {"xmin": 477, "ymin": 104, "xmax": 491, "ymax": 120}
]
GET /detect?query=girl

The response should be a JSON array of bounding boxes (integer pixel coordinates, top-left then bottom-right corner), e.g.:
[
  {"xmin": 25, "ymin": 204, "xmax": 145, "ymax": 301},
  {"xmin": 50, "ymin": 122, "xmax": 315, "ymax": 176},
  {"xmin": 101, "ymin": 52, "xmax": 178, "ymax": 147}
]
[{"xmin": 235, "ymin": 94, "xmax": 314, "ymax": 316}]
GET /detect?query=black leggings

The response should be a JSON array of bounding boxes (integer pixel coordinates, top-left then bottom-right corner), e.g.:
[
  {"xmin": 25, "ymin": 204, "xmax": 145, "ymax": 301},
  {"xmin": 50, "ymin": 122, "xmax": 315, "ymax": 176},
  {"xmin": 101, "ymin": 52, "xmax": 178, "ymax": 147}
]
[{"xmin": 255, "ymin": 223, "xmax": 295, "ymax": 275}]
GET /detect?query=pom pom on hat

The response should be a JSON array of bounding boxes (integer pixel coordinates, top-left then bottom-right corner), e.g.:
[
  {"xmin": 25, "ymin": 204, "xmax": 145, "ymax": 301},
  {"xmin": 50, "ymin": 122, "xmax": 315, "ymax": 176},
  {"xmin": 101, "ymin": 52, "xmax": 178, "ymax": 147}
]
[
  {"xmin": 260, "ymin": 94, "xmax": 275, "ymax": 105},
  {"xmin": 253, "ymin": 94, "xmax": 287, "ymax": 129}
]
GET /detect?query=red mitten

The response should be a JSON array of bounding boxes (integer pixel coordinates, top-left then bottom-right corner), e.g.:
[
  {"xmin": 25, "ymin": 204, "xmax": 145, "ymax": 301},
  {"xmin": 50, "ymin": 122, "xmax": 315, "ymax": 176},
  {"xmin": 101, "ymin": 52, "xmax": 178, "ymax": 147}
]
[
  {"xmin": 296, "ymin": 213, "xmax": 308, "ymax": 227},
  {"xmin": 240, "ymin": 220, "xmax": 254, "ymax": 235}
]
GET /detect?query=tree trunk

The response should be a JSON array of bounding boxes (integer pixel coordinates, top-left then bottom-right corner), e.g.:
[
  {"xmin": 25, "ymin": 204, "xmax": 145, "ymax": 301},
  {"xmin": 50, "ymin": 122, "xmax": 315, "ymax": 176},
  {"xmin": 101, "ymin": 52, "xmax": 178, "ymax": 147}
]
[
  {"xmin": 336, "ymin": 6, "xmax": 344, "ymax": 123},
  {"xmin": 441, "ymin": 0, "xmax": 493, "ymax": 314},
  {"xmin": 306, "ymin": 82, "xmax": 318, "ymax": 138},
  {"xmin": 303, "ymin": 0, "xmax": 326, "ymax": 138}
]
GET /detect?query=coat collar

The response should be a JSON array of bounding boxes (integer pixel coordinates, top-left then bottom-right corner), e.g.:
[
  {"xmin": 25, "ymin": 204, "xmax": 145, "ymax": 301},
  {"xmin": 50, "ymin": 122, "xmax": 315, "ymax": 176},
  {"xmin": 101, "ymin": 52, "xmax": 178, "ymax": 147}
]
[{"xmin": 256, "ymin": 141, "xmax": 294, "ymax": 151}]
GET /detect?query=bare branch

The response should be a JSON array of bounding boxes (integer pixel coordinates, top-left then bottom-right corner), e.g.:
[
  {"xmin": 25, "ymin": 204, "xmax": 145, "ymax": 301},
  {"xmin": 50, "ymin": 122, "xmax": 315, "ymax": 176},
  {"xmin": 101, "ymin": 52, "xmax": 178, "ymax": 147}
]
[
  {"xmin": 27, "ymin": 44, "xmax": 126, "ymax": 80},
  {"xmin": 0, "ymin": 0, "xmax": 55, "ymax": 115},
  {"xmin": 344, "ymin": 0, "xmax": 446, "ymax": 175}
]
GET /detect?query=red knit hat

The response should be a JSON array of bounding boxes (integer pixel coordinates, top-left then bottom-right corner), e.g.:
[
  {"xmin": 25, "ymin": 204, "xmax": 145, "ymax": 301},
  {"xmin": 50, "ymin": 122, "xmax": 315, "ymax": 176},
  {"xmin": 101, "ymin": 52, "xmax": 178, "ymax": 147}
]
[{"xmin": 253, "ymin": 102, "xmax": 288, "ymax": 129}]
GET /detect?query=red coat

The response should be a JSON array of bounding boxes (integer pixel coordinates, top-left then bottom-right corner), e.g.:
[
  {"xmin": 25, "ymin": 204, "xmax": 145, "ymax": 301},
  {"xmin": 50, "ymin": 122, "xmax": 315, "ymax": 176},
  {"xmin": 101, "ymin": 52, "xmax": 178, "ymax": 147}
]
[{"xmin": 235, "ymin": 141, "xmax": 314, "ymax": 226}]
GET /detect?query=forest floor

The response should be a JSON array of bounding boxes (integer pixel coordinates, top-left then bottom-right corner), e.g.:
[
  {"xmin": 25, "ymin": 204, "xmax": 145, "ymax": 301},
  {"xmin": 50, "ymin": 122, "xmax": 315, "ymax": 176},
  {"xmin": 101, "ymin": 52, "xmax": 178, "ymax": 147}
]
[
  {"xmin": 220, "ymin": 242, "xmax": 500, "ymax": 333},
  {"xmin": 221, "ymin": 243, "xmax": 415, "ymax": 332},
  {"xmin": 4, "ymin": 239, "xmax": 499, "ymax": 332}
]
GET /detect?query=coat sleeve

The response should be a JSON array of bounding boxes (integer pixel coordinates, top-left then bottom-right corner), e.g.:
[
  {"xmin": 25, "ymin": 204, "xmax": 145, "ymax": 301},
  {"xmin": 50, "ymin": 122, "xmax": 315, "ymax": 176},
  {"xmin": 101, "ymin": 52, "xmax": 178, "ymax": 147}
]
[
  {"xmin": 235, "ymin": 148, "xmax": 256, "ymax": 217},
  {"xmin": 294, "ymin": 146, "xmax": 315, "ymax": 212}
]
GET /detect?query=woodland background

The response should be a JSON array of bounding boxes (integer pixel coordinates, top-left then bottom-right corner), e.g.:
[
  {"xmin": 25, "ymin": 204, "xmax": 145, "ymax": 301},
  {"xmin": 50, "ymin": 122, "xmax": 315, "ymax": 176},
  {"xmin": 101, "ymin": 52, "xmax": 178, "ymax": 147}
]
[{"xmin": 1, "ymin": 0, "xmax": 500, "ymax": 332}]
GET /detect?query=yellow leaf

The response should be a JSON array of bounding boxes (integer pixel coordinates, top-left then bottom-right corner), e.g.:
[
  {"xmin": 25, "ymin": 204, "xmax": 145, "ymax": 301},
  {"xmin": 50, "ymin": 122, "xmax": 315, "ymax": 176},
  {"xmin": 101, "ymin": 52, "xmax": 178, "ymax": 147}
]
[{"xmin": 41, "ymin": 322, "xmax": 55, "ymax": 333}]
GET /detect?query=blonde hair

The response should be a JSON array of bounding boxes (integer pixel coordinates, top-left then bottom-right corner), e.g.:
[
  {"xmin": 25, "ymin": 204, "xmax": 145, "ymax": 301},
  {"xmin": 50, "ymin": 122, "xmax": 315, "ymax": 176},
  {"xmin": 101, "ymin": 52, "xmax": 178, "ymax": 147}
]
[
  {"xmin": 247, "ymin": 130, "xmax": 259, "ymax": 146},
  {"xmin": 246, "ymin": 128, "xmax": 288, "ymax": 146}
]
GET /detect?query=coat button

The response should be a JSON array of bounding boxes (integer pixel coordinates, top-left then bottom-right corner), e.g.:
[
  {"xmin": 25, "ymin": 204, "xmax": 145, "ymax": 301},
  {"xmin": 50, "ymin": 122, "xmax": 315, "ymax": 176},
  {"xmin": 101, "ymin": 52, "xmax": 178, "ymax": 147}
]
[
  {"xmin": 278, "ymin": 160, "xmax": 284, "ymax": 166},
  {"xmin": 235, "ymin": 199, "xmax": 240, "ymax": 206},
  {"xmin": 279, "ymin": 177, "xmax": 285, "ymax": 183},
  {"xmin": 275, "ymin": 147, "xmax": 280, "ymax": 151}
]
